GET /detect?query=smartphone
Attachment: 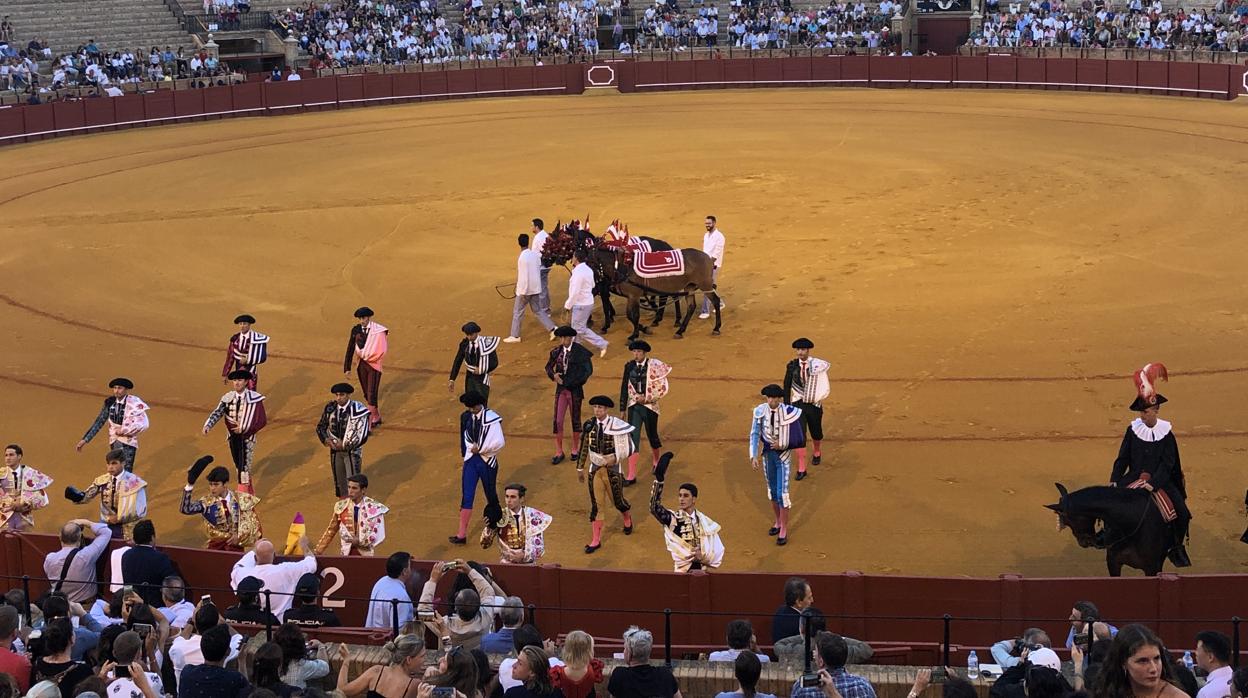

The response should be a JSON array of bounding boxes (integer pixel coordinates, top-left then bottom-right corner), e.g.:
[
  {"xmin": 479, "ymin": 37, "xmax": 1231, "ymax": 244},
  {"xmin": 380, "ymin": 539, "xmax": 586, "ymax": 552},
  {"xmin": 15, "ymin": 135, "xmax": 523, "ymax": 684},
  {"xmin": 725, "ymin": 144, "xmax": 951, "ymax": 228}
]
[
  {"xmin": 122, "ymin": 585, "xmax": 135, "ymax": 597},
  {"xmin": 134, "ymin": 623, "xmax": 153, "ymax": 637},
  {"xmin": 433, "ymin": 688, "xmax": 455, "ymax": 698},
  {"xmin": 200, "ymin": 594, "xmax": 213, "ymax": 605},
  {"xmin": 115, "ymin": 664, "xmax": 131, "ymax": 678},
  {"xmin": 931, "ymin": 667, "xmax": 949, "ymax": 684},
  {"xmin": 441, "ymin": 562, "xmax": 457, "ymax": 572}
]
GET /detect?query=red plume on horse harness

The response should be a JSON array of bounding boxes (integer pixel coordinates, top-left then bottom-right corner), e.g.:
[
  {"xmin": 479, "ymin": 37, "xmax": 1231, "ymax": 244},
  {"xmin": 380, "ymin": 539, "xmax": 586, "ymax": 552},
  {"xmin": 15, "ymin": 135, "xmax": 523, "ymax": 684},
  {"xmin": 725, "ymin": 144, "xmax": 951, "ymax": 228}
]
[{"xmin": 1133, "ymin": 362, "xmax": 1169, "ymax": 407}]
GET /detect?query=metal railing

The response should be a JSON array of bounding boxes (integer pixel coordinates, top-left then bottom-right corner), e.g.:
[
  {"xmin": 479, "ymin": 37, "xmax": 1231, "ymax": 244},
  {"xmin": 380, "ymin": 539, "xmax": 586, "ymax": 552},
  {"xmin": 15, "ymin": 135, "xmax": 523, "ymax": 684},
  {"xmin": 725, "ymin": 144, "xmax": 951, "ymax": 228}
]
[
  {"xmin": 188, "ymin": 11, "xmax": 276, "ymax": 33},
  {"xmin": 958, "ymin": 44, "xmax": 1248, "ymax": 63}
]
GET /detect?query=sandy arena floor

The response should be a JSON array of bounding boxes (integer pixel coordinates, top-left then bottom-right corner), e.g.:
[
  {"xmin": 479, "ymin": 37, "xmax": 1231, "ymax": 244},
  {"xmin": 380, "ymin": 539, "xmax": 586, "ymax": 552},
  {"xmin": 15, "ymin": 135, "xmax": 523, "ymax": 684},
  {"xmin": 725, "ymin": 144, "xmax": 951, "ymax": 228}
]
[{"xmin": 2, "ymin": 88, "xmax": 1247, "ymax": 577}]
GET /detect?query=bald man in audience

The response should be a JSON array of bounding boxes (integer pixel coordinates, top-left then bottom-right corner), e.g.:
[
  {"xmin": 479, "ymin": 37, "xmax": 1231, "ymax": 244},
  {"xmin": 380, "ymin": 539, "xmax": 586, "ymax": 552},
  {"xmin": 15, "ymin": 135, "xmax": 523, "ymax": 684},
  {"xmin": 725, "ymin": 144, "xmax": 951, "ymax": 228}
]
[{"xmin": 228, "ymin": 537, "xmax": 315, "ymax": 618}]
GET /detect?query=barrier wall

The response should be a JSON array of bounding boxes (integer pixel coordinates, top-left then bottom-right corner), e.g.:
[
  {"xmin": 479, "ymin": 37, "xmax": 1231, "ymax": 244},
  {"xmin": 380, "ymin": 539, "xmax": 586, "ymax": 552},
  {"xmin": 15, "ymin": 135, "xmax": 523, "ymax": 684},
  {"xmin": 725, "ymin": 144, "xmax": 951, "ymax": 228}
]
[
  {"xmin": 615, "ymin": 55, "xmax": 1246, "ymax": 99},
  {"xmin": 4, "ymin": 533, "xmax": 1246, "ymax": 658},
  {"xmin": 0, "ymin": 56, "xmax": 1242, "ymax": 145}
]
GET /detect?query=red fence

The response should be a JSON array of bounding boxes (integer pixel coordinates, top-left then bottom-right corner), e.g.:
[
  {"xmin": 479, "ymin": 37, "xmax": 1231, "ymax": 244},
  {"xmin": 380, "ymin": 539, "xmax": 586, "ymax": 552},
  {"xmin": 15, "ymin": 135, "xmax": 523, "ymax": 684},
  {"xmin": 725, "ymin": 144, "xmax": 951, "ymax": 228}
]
[
  {"xmin": 0, "ymin": 56, "xmax": 1242, "ymax": 145},
  {"xmin": 616, "ymin": 54, "xmax": 1246, "ymax": 100},
  {"xmin": 4, "ymin": 533, "xmax": 1247, "ymax": 658},
  {"xmin": 0, "ymin": 64, "xmax": 585, "ymax": 144}
]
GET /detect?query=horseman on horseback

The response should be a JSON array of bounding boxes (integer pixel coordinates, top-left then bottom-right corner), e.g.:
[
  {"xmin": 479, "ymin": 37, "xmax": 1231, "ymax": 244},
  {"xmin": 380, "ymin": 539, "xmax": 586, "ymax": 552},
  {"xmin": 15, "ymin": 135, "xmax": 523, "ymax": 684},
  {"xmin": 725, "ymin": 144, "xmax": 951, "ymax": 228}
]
[{"xmin": 1110, "ymin": 362, "xmax": 1191, "ymax": 568}]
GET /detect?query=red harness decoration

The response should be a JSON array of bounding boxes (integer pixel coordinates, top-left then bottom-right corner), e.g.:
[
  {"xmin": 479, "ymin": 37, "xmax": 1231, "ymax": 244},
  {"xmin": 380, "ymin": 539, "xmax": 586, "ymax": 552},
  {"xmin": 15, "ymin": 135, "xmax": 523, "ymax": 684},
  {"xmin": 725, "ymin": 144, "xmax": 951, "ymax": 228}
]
[
  {"xmin": 1126, "ymin": 476, "xmax": 1178, "ymax": 522},
  {"xmin": 633, "ymin": 250, "xmax": 685, "ymax": 278}
]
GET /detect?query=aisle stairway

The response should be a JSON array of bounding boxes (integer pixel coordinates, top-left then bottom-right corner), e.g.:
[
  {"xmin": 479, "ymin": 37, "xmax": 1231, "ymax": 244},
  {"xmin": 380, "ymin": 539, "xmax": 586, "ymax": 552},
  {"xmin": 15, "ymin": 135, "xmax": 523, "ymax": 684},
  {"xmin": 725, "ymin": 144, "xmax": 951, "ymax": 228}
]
[{"xmin": 3, "ymin": 0, "xmax": 194, "ymax": 56}]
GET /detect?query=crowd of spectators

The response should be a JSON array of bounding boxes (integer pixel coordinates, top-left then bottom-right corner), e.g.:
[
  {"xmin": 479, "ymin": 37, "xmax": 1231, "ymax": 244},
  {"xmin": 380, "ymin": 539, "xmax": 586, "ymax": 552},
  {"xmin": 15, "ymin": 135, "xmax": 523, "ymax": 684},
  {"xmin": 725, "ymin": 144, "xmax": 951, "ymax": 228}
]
[
  {"xmin": 725, "ymin": 0, "xmax": 898, "ymax": 51},
  {"xmin": 967, "ymin": 0, "xmax": 1248, "ymax": 51},
  {"xmin": 2, "ymin": 521, "xmax": 1241, "ymax": 698}
]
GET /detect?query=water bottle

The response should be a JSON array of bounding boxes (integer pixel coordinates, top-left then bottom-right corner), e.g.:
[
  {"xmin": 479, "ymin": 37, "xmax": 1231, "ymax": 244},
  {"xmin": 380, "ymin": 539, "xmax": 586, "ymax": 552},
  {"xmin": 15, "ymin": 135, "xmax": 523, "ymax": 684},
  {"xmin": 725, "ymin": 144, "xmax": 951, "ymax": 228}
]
[
  {"xmin": 968, "ymin": 650, "xmax": 980, "ymax": 677},
  {"xmin": 1182, "ymin": 651, "xmax": 1194, "ymax": 672}
]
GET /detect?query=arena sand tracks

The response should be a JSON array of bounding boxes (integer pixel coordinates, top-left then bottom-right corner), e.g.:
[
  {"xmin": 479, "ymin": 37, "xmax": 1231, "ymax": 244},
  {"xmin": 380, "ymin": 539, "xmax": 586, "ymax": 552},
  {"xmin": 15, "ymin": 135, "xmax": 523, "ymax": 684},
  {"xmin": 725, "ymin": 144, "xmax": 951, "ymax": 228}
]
[{"xmin": 1, "ymin": 89, "xmax": 1247, "ymax": 576}]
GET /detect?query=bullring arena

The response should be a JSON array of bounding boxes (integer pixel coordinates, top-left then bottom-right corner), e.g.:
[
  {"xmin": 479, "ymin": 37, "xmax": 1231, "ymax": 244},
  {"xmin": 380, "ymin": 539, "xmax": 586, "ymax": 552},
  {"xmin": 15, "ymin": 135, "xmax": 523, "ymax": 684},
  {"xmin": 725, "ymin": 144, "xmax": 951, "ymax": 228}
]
[{"xmin": 4, "ymin": 79, "xmax": 1248, "ymax": 580}]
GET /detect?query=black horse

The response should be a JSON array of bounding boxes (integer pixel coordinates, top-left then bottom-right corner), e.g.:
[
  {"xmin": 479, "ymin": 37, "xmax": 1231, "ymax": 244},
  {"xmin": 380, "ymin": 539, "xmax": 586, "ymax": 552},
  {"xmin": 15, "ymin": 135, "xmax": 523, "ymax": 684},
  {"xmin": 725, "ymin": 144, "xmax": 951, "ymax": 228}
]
[{"xmin": 1046, "ymin": 483, "xmax": 1175, "ymax": 577}]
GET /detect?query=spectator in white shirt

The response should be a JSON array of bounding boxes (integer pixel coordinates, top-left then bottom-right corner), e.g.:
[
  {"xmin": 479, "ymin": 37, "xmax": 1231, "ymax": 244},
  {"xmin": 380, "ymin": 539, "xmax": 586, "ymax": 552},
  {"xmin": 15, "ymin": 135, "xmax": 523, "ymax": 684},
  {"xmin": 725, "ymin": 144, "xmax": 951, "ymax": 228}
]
[
  {"xmin": 565, "ymin": 248, "xmax": 608, "ymax": 357},
  {"xmin": 708, "ymin": 620, "xmax": 771, "ymax": 664},
  {"xmin": 365, "ymin": 552, "xmax": 415, "ymax": 630},
  {"xmin": 1195, "ymin": 631, "xmax": 1233, "ymax": 698},
  {"xmin": 530, "ymin": 218, "xmax": 553, "ymax": 313},
  {"xmin": 700, "ymin": 215, "xmax": 725, "ymax": 319},
  {"xmin": 158, "ymin": 576, "xmax": 194, "ymax": 630},
  {"xmin": 505, "ymin": 233, "xmax": 557, "ymax": 343},
  {"xmin": 229, "ymin": 537, "xmax": 316, "ymax": 618},
  {"xmin": 106, "ymin": 631, "xmax": 164, "ymax": 698},
  {"xmin": 169, "ymin": 603, "xmax": 244, "ymax": 683},
  {"xmin": 498, "ymin": 624, "xmax": 564, "ymax": 690}
]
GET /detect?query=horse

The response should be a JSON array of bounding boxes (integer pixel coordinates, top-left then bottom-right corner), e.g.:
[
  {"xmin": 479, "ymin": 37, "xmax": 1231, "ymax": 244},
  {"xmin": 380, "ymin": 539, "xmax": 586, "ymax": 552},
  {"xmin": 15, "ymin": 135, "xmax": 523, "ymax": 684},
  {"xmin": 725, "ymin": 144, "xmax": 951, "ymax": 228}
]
[
  {"xmin": 591, "ymin": 245, "xmax": 722, "ymax": 340},
  {"xmin": 1045, "ymin": 483, "xmax": 1175, "ymax": 577},
  {"xmin": 593, "ymin": 222, "xmax": 682, "ymax": 332}
]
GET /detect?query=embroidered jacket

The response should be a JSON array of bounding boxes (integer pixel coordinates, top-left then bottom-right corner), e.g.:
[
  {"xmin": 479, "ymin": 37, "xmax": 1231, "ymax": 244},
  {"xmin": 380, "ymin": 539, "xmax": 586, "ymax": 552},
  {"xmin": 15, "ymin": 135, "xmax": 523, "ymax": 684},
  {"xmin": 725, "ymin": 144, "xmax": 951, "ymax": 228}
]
[
  {"xmin": 180, "ymin": 488, "xmax": 262, "ymax": 548},
  {"xmin": 450, "ymin": 336, "xmax": 501, "ymax": 385},
  {"xmin": 0, "ymin": 464, "xmax": 52, "ymax": 529},
  {"xmin": 315, "ymin": 496, "xmax": 389, "ymax": 555},
  {"xmin": 82, "ymin": 395, "xmax": 151, "ymax": 448},
  {"xmin": 576, "ymin": 416, "xmax": 635, "ymax": 472},
  {"xmin": 650, "ymin": 480, "xmax": 724, "ymax": 573},
  {"xmin": 784, "ymin": 357, "xmax": 831, "ymax": 406},
  {"xmin": 483, "ymin": 506, "xmax": 553, "ymax": 564},
  {"xmin": 621, "ymin": 358, "xmax": 672, "ymax": 414},
  {"xmin": 222, "ymin": 330, "xmax": 270, "ymax": 377},
  {"xmin": 316, "ymin": 400, "xmax": 371, "ymax": 450},
  {"xmin": 204, "ymin": 389, "xmax": 267, "ymax": 436},
  {"xmin": 749, "ymin": 403, "xmax": 805, "ymax": 458},
  {"xmin": 78, "ymin": 471, "xmax": 147, "ymax": 535}
]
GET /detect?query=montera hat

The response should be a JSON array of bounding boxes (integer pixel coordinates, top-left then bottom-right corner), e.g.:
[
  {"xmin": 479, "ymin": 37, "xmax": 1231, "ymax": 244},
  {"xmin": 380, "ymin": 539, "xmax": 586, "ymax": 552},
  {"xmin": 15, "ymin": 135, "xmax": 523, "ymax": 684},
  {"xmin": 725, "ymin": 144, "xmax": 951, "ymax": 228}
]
[
  {"xmin": 554, "ymin": 325, "xmax": 578, "ymax": 338},
  {"xmin": 354, "ymin": 306, "xmax": 374, "ymax": 318},
  {"xmin": 1129, "ymin": 362, "xmax": 1169, "ymax": 412},
  {"xmin": 227, "ymin": 369, "xmax": 253, "ymax": 381},
  {"xmin": 761, "ymin": 384, "xmax": 785, "ymax": 398},
  {"xmin": 462, "ymin": 321, "xmax": 482, "ymax": 334},
  {"xmin": 792, "ymin": 337, "xmax": 815, "ymax": 349},
  {"xmin": 628, "ymin": 340, "xmax": 652, "ymax": 352},
  {"xmin": 108, "ymin": 377, "xmax": 134, "ymax": 389},
  {"xmin": 331, "ymin": 383, "xmax": 355, "ymax": 394},
  {"xmin": 460, "ymin": 391, "xmax": 486, "ymax": 407},
  {"xmin": 233, "ymin": 314, "xmax": 256, "ymax": 324},
  {"xmin": 588, "ymin": 395, "xmax": 616, "ymax": 408}
]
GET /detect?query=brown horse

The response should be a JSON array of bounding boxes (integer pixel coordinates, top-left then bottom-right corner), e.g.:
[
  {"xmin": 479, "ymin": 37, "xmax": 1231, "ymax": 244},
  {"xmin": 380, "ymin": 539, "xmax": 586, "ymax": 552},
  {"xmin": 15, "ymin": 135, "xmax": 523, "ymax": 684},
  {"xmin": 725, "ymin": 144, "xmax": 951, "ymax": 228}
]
[{"xmin": 591, "ymin": 246, "xmax": 722, "ymax": 340}]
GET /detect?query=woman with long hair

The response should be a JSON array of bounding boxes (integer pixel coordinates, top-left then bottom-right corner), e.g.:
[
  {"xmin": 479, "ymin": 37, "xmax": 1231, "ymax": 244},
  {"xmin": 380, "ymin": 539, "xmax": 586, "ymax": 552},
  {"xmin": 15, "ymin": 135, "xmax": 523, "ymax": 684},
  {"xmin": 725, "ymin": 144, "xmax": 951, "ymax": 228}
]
[
  {"xmin": 275, "ymin": 622, "xmax": 331, "ymax": 689},
  {"xmin": 252, "ymin": 642, "xmax": 299, "ymax": 698},
  {"xmin": 423, "ymin": 646, "xmax": 482, "ymax": 698},
  {"xmin": 32, "ymin": 618, "xmax": 93, "ymax": 697},
  {"xmin": 338, "ymin": 634, "xmax": 427, "ymax": 698},
  {"xmin": 714, "ymin": 652, "xmax": 776, "ymax": 698},
  {"xmin": 550, "ymin": 632, "xmax": 604, "ymax": 698},
  {"xmin": 504, "ymin": 647, "xmax": 562, "ymax": 698},
  {"xmin": 1092, "ymin": 624, "xmax": 1187, "ymax": 698}
]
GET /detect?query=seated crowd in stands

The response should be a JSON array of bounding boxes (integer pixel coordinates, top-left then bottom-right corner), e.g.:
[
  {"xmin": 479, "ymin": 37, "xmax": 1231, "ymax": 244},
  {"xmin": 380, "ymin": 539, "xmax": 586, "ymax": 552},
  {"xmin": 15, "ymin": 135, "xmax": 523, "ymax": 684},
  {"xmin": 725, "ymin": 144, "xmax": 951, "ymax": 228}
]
[
  {"xmin": 967, "ymin": 0, "xmax": 1247, "ymax": 50},
  {"xmin": 6, "ymin": 518, "xmax": 1242, "ymax": 698},
  {"xmin": 725, "ymin": 0, "xmax": 897, "ymax": 51}
]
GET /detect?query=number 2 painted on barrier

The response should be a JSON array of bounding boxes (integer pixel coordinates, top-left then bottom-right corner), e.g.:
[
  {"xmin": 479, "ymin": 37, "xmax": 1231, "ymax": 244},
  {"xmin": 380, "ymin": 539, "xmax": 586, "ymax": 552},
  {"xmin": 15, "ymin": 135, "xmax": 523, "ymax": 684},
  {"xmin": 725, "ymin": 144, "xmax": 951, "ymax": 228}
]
[{"xmin": 320, "ymin": 567, "xmax": 346, "ymax": 609}]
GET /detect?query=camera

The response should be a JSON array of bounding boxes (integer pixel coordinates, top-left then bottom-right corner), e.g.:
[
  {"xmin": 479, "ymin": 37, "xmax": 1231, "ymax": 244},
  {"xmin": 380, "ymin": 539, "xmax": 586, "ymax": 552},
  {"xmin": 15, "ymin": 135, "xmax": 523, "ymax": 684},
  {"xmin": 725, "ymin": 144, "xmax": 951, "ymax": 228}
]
[
  {"xmin": 800, "ymin": 673, "xmax": 821, "ymax": 689},
  {"xmin": 433, "ymin": 688, "xmax": 455, "ymax": 698},
  {"xmin": 931, "ymin": 667, "xmax": 948, "ymax": 684},
  {"xmin": 201, "ymin": 595, "xmax": 213, "ymax": 605},
  {"xmin": 115, "ymin": 664, "xmax": 131, "ymax": 678}
]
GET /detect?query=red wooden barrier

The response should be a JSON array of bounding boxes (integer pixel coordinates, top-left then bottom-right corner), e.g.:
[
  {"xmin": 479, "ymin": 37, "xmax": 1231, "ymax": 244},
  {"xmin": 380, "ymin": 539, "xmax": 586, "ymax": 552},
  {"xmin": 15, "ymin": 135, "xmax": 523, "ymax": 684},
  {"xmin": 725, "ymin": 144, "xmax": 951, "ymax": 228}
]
[
  {"xmin": 23, "ymin": 103, "xmax": 55, "ymax": 136},
  {"xmin": 955, "ymin": 55, "xmax": 987, "ymax": 85},
  {"xmin": 986, "ymin": 55, "xmax": 1018, "ymax": 86},
  {"xmin": 1106, "ymin": 60, "xmax": 1137, "ymax": 93},
  {"xmin": 1045, "ymin": 57, "xmax": 1077, "ymax": 89},
  {"xmin": 144, "ymin": 90, "xmax": 176, "ymax": 120},
  {"xmin": 0, "ymin": 107, "xmax": 24, "ymax": 139},
  {"xmin": 504, "ymin": 66, "xmax": 536, "ymax": 92},
  {"xmin": 52, "ymin": 102, "xmax": 86, "ymax": 131},
  {"xmin": 666, "ymin": 60, "xmax": 696, "ymax": 88},
  {"xmin": 113, "ymin": 94, "xmax": 146, "ymax": 124},
  {"xmin": 1168, "ymin": 62, "xmax": 1199, "ymax": 98},
  {"xmin": 870, "ymin": 56, "xmax": 911, "ymax": 88},
  {"xmin": 1076, "ymin": 58, "xmax": 1108, "ymax": 90},
  {"xmin": 842, "ymin": 55, "xmax": 870, "ymax": 84},
  {"xmin": 173, "ymin": 89, "xmax": 205, "ymax": 118},
  {"xmin": 722, "ymin": 58, "xmax": 753, "ymax": 84},
  {"xmin": 694, "ymin": 59, "xmax": 724, "ymax": 88},
  {"xmin": 476, "ymin": 66, "xmax": 506, "ymax": 94},
  {"xmin": 362, "ymin": 73, "xmax": 392, "ymax": 100},
  {"xmin": 233, "ymin": 81, "xmax": 264, "ymax": 111},
  {"xmin": 83, "ymin": 98, "xmax": 116, "ymax": 127}
]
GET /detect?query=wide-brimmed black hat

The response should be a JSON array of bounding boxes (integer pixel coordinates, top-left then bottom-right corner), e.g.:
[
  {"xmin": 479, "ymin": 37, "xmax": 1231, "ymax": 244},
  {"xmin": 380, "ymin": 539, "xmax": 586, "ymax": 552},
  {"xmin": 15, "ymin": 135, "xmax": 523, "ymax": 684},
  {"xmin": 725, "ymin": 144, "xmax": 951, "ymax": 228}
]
[
  {"xmin": 462, "ymin": 321, "xmax": 481, "ymax": 334},
  {"xmin": 792, "ymin": 337, "xmax": 814, "ymax": 349},
  {"xmin": 354, "ymin": 306, "xmax": 374, "ymax": 318},
  {"xmin": 331, "ymin": 383, "xmax": 354, "ymax": 394},
  {"xmin": 1129, "ymin": 394, "xmax": 1168, "ymax": 411},
  {"xmin": 108, "ymin": 377, "xmax": 134, "ymax": 389},
  {"xmin": 554, "ymin": 325, "xmax": 577, "ymax": 338},
  {"xmin": 588, "ymin": 395, "xmax": 615, "ymax": 408},
  {"xmin": 628, "ymin": 340, "xmax": 651, "ymax": 352},
  {"xmin": 233, "ymin": 314, "xmax": 256, "ymax": 324},
  {"xmin": 761, "ymin": 384, "xmax": 785, "ymax": 398},
  {"xmin": 460, "ymin": 391, "xmax": 486, "ymax": 407},
  {"xmin": 227, "ymin": 369, "xmax": 253, "ymax": 381}
]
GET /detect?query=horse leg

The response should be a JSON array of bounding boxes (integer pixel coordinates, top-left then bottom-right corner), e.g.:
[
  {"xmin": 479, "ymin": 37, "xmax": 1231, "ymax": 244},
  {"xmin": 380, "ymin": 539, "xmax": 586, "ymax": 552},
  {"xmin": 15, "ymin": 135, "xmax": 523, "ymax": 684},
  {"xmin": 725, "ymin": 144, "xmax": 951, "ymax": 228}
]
[
  {"xmin": 672, "ymin": 297, "xmax": 682, "ymax": 327},
  {"xmin": 709, "ymin": 290, "xmax": 722, "ymax": 336},
  {"xmin": 627, "ymin": 297, "xmax": 643, "ymax": 341},
  {"xmin": 674, "ymin": 294, "xmax": 697, "ymax": 339},
  {"xmin": 1106, "ymin": 551, "xmax": 1123, "ymax": 577},
  {"xmin": 650, "ymin": 295, "xmax": 665, "ymax": 327},
  {"xmin": 600, "ymin": 287, "xmax": 614, "ymax": 333}
]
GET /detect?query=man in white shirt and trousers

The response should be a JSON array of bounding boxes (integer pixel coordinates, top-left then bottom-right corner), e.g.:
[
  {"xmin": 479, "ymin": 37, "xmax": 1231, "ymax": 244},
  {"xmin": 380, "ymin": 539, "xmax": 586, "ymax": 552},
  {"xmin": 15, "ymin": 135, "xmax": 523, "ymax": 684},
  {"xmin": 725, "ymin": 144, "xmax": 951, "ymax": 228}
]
[
  {"xmin": 700, "ymin": 215, "xmax": 725, "ymax": 319},
  {"xmin": 566, "ymin": 248, "xmax": 609, "ymax": 357},
  {"xmin": 505, "ymin": 233, "xmax": 556, "ymax": 343},
  {"xmin": 531, "ymin": 218, "xmax": 552, "ymax": 313}
]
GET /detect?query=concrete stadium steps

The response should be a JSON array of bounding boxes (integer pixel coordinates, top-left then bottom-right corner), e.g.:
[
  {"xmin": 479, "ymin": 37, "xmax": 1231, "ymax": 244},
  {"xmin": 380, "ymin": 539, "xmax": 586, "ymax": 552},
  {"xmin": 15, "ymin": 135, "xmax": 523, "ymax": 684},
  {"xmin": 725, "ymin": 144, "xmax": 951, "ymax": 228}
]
[{"xmin": 3, "ymin": 0, "xmax": 194, "ymax": 56}]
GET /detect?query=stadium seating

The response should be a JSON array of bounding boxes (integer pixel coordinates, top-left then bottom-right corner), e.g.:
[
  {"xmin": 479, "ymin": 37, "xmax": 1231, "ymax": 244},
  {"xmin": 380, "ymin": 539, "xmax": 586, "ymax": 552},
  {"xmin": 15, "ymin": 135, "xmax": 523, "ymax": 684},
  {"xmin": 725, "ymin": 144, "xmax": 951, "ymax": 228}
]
[{"xmin": 0, "ymin": 0, "xmax": 193, "ymax": 58}]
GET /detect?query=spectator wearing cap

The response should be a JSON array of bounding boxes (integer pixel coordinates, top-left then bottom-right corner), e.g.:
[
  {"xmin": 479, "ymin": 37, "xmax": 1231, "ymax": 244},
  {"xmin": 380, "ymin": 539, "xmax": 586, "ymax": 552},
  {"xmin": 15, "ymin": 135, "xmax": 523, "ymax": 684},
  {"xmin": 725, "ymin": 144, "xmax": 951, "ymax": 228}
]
[
  {"xmin": 990, "ymin": 628, "xmax": 1052, "ymax": 670},
  {"xmin": 0, "ymin": 606, "xmax": 31, "ymax": 692},
  {"xmin": 783, "ymin": 338, "xmax": 831, "ymax": 479},
  {"xmin": 449, "ymin": 321, "xmax": 502, "ymax": 406},
  {"xmin": 365, "ymin": 552, "xmax": 415, "ymax": 630},
  {"xmin": 229, "ymin": 536, "xmax": 316, "ymax": 618},
  {"xmin": 314, "ymin": 473, "xmax": 388, "ymax": 557},
  {"xmin": 344, "ymin": 307, "xmax": 389, "ymax": 426},
  {"xmin": 790, "ymin": 632, "xmax": 876, "ymax": 698},
  {"xmin": 545, "ymin": 325, "xmax": 594, "ymax": 465},
  {"xmin": 222, "ymin": 314, "xmax": 269, "ymax": 390},
  {"xmin": 202, "ymin": 369, "xmax": 268, "ymax": 491},
  {"xmin": 225, "ymin": 576, "xmax": 280, "ymax": 625},
  {"xmin": 989, "ymin": 646, "xmax": 1069, "ymax": 698},
  {"xmin": 178, "ymin": 625, "xmax": 250, "ymax": 698},
  {"xmin": 44, "ymin": 518, "xmax": 112, "ymax": 603},
  {"xmin": 170, "ymin": 602, "xmax": 244, "ymax": 683},
  {"xmin": 75, "ymin": 377, "xmax": 150, "ymax": 472},
  {"xmin": 505, "ymin": 233, "xmax": 557, "ymax": 344},
  {"xmin": 283, "ymin": 572, "xmax": 341, "ymax": 628},
  {"xmin": 450, "ymin": 391, "xmax": 505, "ymax": 546},
  {"xmin": 750, "ymin": 384, "xmax": 803, "ymax": 546},
  {"xmin": 620, "ymin": 340, "xmax": 671, "ymax": 485},
  {"xmin": 120, "ymin": 520, "xmax": 177, "ymax": 608},
  {"xmin": 316, "ymin": 383, "xmax": 372, "ymax": 497},
  {"xmin": 576, "ymin": 395, "xmax": 636, "ymax": 554},
  {"xmin": 1196, "ymin": 631, "xmax": 1234, "ymax": 698}
]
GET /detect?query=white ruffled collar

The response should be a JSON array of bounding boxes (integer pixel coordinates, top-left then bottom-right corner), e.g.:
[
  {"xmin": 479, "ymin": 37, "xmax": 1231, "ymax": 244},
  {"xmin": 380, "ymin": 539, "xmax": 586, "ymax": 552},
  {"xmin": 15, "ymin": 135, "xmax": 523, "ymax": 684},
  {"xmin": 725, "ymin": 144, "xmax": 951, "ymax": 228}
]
[{"xmin": 1131, "ymin": 417, "xmax": 1172, "ymax": 442}]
